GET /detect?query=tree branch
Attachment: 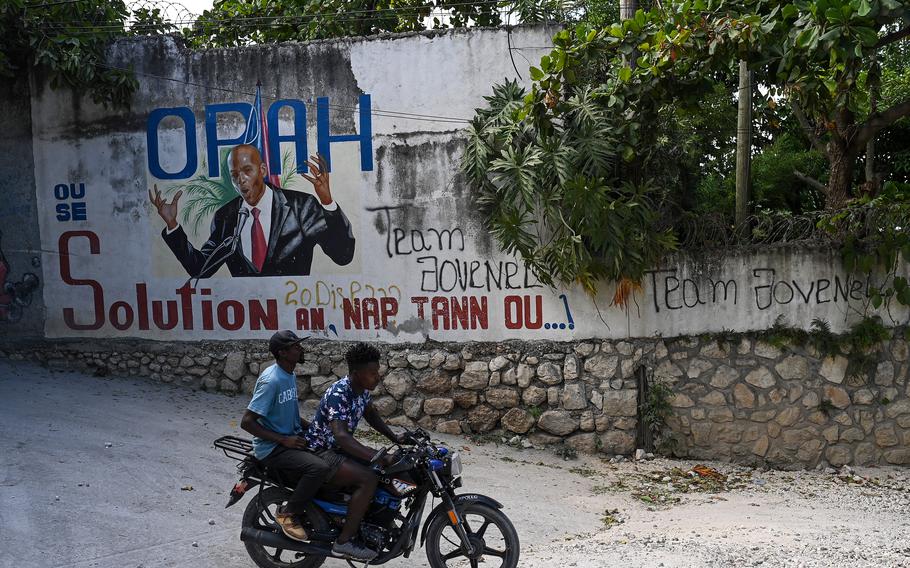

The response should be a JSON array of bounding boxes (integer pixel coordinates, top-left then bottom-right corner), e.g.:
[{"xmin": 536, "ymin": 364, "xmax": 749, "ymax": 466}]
[
  {"xmin": 876, "ymin": 26, "xmax": 910, "ymax": 49},
  {"xmin": 793, "ymin": 170, "xmax": 829, "ymax": 195},
  {"xmin": 790, "ymin": 101, "xmax": 827, "ymax": 154},
  {"xmin": 850, "ymin": 97, "xmax": 910, "ymax": 153}
]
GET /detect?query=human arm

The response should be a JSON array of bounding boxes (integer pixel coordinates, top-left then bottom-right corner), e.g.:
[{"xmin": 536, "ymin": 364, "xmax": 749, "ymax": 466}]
[
  {"xmin": 241, "ymin": 409, "xmax": 308, "ymax": 450},
  {"xmin": 329, "ymin": 420, "xmax": 385, "ymax": 463},
  {"xmin": 300, "ymin": 154, "xmax": 355, "ymax": 266},
  {"xmin": 363, "ymin": 403, "xmax": 404, "ymax": 445},
  {"xmin": 160, "ymin": 205, "xmax": 235, "ymax": 278}
]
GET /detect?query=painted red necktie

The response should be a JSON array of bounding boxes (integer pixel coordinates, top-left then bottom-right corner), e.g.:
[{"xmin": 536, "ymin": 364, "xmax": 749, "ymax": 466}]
[{"xmin": 251, "ymin": 207, "xmax": 266, "ymax": 272}]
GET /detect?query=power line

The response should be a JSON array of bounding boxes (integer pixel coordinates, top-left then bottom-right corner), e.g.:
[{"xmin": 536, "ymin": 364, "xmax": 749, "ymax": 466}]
[{"xmin": 93, "ymin": 62, "xmax": 472, "ymax": 124}]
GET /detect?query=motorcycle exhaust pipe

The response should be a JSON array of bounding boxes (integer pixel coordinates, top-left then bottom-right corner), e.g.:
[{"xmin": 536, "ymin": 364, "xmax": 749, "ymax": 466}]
[{"xmin": 241, "ymin": 527, "xmax": 334, "ymax": 555}]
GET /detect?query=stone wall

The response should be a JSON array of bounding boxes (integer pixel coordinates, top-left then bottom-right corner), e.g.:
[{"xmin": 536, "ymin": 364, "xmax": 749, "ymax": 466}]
[{"xmin": 3, "ymin": 332, "xmax": 909, "ymax": 468}]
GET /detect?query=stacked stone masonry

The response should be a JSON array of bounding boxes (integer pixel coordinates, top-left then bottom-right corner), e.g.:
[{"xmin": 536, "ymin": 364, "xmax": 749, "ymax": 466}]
[{"xmin": 3, "ymin": 334, "xmax": 909, "ymax": 469}]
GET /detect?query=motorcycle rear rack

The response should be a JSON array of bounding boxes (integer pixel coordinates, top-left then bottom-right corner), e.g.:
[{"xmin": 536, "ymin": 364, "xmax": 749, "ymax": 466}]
[{"xmin": 214, "ymin": 435, "xmax": 255, "ymax": 462}]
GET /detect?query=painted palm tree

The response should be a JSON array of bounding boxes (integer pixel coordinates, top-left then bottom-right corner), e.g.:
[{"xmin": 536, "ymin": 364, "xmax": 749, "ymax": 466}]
[{"xmin": 166, "ymin": 149, "xmax": 299, "ymax": 233}]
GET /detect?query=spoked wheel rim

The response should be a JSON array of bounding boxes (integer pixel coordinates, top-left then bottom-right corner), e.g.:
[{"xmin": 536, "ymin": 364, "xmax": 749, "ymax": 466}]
[
  {"xmin": 246, "ymin": 491, "xmax": 314, "ymax": 567},
  {"xmin": 428, "ymin": 504, "xmax": 519, "ymax": 568}
]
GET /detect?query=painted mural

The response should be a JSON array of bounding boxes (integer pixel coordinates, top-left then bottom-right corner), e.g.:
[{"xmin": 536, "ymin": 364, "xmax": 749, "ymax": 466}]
[{"xmin": 28, "ymin": 30, "xmax": 905, "ymax": 342}]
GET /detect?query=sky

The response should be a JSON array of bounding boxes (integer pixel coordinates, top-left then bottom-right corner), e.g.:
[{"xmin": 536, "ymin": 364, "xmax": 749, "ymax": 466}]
[{"xmin": 178, "ymin": 0, "xmax": 214, "ymax": 16}]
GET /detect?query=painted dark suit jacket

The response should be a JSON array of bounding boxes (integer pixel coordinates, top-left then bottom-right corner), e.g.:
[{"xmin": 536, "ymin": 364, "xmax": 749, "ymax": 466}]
[{"xmin": 162, "ymin": 185, "xmax": 355, "ymax": 278}]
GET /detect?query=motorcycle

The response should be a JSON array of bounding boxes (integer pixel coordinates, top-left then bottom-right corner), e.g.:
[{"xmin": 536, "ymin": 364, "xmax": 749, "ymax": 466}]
[{"xmin": 214, "ymin": 428, "xmax": 520, "ymax": 568}]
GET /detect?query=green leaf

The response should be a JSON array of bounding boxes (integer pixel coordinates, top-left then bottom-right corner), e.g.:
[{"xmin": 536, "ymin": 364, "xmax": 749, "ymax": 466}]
[
  {"xmin": 529, "ymin": 67, "xmax": 543, "ymax": 81},
  {"xmin": 782, "ymin": 4, "xmax": 797, "ymax": 18},
  {"xmin": 619, "ymin": 67, "xmax": 632, "ymax": 83},
  {"xmin": 856, "ymin": 0, "xmax": 872, "ymax": 17}
]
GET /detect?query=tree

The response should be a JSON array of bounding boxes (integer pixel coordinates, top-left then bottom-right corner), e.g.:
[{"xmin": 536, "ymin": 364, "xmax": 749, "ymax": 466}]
[
  {"xmin": 464, "ymin": 0, "xmax": 910, "ymax": 292},
  {"xmin": 0, "ymin": 0, "xmax": 172, "ymax": 108},
  {"xmin": 185, "ymin": 0, "xmax": 571, "ymax": 47}
]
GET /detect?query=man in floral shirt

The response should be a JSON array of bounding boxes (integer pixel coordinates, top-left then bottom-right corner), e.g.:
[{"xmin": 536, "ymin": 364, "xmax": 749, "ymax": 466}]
[{"xmin": 305, "ymin": 342, "xmax": 405, "ymax": 562}]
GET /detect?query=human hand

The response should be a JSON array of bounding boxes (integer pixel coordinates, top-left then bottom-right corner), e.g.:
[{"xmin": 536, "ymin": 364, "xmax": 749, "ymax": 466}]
[
  {"xmin": 280, "ymin": 435, "xmax": 308, "ymax": 450},
  {"xmin": 301, "ymin": 154, "xmax": 332, "ymax": 206},
  {"xmin": 149, "ymin": 184, "xmax": 182, "ymax": 231}
]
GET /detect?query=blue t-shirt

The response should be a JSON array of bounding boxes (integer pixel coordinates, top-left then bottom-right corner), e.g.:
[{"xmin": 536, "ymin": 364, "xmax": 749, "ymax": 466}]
[
  {"xmin": 305, "ymin": 377, "xmax": 371, "ymax": 451},
  {"xmin": 247, "ymin": 363, "xmax": 301, "ymax": 460}
]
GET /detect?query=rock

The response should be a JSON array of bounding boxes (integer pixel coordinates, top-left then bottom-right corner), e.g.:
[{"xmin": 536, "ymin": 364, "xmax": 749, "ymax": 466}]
[
  {"xmin": 371, "ymin": 396, "xmax": 398, "ymax": 417},
  {"xmin": 797, "ymin": 439, "xmax": 825, "ymax": 462},
  {"xmin": 428, "ymin": 350, "xmax": 448, "ymax": 369},
  {"xmin": 823, "ymin": 386, "xmax": 851, "ymax": 409},
  {"xmin": 424, "ymin": 398, "xmax": 455, "ymax": 416},
  {"xmin": 485, "ymin": 388, "xmax": 520, "ymax": 409},
  {"xmin": 883, "ymin": 448, "xmax": 910, "ymax": 464},
  {"xmin": 223, "ymin": 352, "xmax": 246, "ymax": 381},
  {"xmin": 710, "ymin": 365, "xmax": 740, "ymax": 388},
  {"xmin": 839, "ymin": 427, "xmax": 864, "ymax": 442},
  {"xmin": 822, "ymin": 425, "xmax": 839, "ymax": 443},
  {"xmin": 750, "ymin": 410, "xmax": 777, "ymax": 423},
  {"xmin": 579, "ymin": 411, "xmax": 595, "ymax": 432},
  {"xmin": 691, "ymin": 423, "xmax": 712, "ymax": 446},
  {"xmin": 891, "ymin": 340, "xmax": 909, "ymax": 362},
  {"xmin": 403, "ymin": 396, "xmax": 424, "ymax": 419},
  {"xmin": 654, "ymin": 360, "xmax": 683, "ymax": 381},
  {"xmin": 575, "ymin": 342, "xmax": 596, "ymax": 357},
  {"xmin": 775, "ymin": 356, "xmax": 809, "ymax": 380},
  {"xmin": 383, "ymin": 369, "xmax": 414, "ymax": 400},
  {"xmin": 500, "ymin": 367, "xmax": 517, "ymax": 386},
  {"xmin": 310, "ymin": 375, "xmax": 336, "ymax": 396},
  {"xmin": 487, "ymin": 356, "xmax": 509, "ymax": 372},
  {"xmin": 744, "ymin": 368, "xmax": 776, "ymax": 389},
  {"xmin": 874, "ymin": 361, "xmax": 895, "ymax": 386},
  {"xmin": 547, "ymin": 387, "xmax": 560, "ymax": 406},
  {"xmin": 825, "ymin": 445, "xmax": 852, "ymax": 466},
  {"xmin": 488, "ymin": 372, "xmax": 501, "ymax": 387},
  {"xmin": 561, "ymin": 383, "xmax": 588, "ymax": 410},
  {"xmin": 708, "ymin": 408, "xmax": 734, "ymax": 423},
  {"xmin": 563, "ymin": 355, "xmax": 580, "ymax": 381},
  {"xmin": 459, "ymin": 362, "xmax": 490, "ymax": 390},
  {"xmin": 602, "ymin": 390, "xmax": 637, "ymax": 416},
  {"xmin": 634, "ymin": 448, "xmax": 646, "ymax": 461},
  {"xmin": 752, "ymin": 435, "xmax": 769, "ymax": 457},
  {"xmin": 852, "ymin": 388, "xmax": 875, "ymax": 405},
  {"xmin": 537, "ymin": 411, "xmax": 578, "ymax": 436},
  {"xmin": 406, "ymin": 353, "xmax": 430, "ymax": 370},
  {"xmin": 854, "ymin": 442, "xmax": 876, "ymax": 465},
  {"xmin": 528, "ymin": 432, "xmax": 562, "ymax": 446},
  {"xmin": 774, "ymin": 406, "xmax": 800, "ymax": 427},
  {"xmin": 501, "ymin": 408, "xmax": 535, "ymax": 434},
  {"xmin": 671, "ymin": 393, "xmax": 695, "ymax": 408},
  {"xmin": 700, "ymin": 342, "xmax": 728, "ymax": 359},
  {"xmin": 515, "ymin": 364, "xmax": 534, "ymax": 388},
  {"xmin": 295, "ymin": 361, "xmax": 319, "ymax": 376},
  {"xmin": 417, "ymin": 368, "xmax": 454, "ymax": 394},
  {"xmin": 699, "ymin": 390, "xmax": 726, "ymax": 406},
  {"xmin": 874, "ymin": 426, "xmax": 899, "ymax": 447},
  {"xmin": 585, "ymin": 354, "xmax": 619, "ymax": 379},
  {"xmin": 522, "ymin": 385, "xmax": 547, "ymax": 406},
  {"xmin": 452, "ymin": 389, "xmax": 478, "ymax": 409},
  {"xmin": 566, "ymin": 433, "xmax": 598, "ymax": 454},
  {"xmin": 820, "ymin": 356, "xmax": 848, "ymax": 384},
  {"xmin": 686, "ymin": 358, "xmax": 713, "ymax": 379},
  {"xmin": 600, "ymin": 431, "xmax": 635, "ymax": 454},
  {"xmin": 435, "ymin": 420, "xmax": 462, "ymax": 435},
  {"xmin": 801, "ymin": 391, "xmax": 820, "ymax": 408},
  {"xmin": 536, "ymin": 362, "xmax": 563, "ymax": 385},
  {"xmin": 387, "ymin": 415, "xmax": 417, "ymax": 429},
  {"xmin": 442, "ymin": 353, "xmax": 462, "ymax": 371},
  {"xmin": 884, "ymin": 399, "xmax": 910, "ymax": 418},
  {"xmin": 733, "ymin": 384, "xmax": 755, "ymax": 409},
  {"xmin": 466, "ymin": 405, "xmax": 501, "ymax": 433},
  {"xmin": 754, "ymin": 342, "xmax": 782, "ymax": 359}
]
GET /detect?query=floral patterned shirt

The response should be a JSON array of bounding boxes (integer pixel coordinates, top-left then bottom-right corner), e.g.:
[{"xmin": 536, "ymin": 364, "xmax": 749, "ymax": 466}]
[{"xmin": 305, "ymin": 376, "xmax": 372, "ymax": 451}]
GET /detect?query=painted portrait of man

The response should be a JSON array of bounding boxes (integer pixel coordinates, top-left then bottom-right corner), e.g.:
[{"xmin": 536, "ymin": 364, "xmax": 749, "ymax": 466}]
[{"xmin": 149, "ymin": 144, "xmax": 356, "ymax": 278}]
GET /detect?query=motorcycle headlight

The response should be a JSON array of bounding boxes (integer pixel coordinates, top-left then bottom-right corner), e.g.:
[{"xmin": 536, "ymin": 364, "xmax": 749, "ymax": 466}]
[{"xmin": 448, "ymin": 451, "xmax": 463, "ymax": 479}]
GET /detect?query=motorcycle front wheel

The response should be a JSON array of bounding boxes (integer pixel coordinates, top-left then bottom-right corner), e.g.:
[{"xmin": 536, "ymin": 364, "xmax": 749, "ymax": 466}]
[
  {"xmin": 424, "ymin": 502, "xmax": 520, "ymax": 568},
  {"xmin": 241, "ymin": 486, "xmax": 328, "ymax": 568}
]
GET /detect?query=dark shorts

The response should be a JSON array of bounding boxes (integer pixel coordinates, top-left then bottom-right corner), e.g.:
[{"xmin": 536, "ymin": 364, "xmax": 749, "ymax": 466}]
[
  {"xmin": 263, "ymin": 447, "xmax": 343, "ymax": 484},
  {"xmin": 313, "ymin": 448, "xmax": 348, "ymax": 473}
]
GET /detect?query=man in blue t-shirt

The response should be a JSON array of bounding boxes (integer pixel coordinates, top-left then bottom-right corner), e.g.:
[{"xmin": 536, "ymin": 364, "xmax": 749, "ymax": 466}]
[
  {"xmin": 304, "ymin": 342, "xmax": 405, "ymax": 562},
  {"xmin": 240, "ymin": 330, "xmax": 333, "ymax": 544}
]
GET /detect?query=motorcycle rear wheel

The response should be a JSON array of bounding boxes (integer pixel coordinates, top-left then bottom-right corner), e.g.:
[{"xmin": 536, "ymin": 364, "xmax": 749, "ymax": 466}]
[
  {"xmin": 241, "ymin": 486, "xmax": 328, "ymax": 568},
  {"xmin": 424, "ymin": 502, "xmax": 520, "ymax": 568}
]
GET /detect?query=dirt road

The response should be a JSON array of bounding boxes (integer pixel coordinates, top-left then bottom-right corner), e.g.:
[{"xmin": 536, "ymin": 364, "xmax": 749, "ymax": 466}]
[{"xmin": 1, "ymin": 360, "xmax": 908, "ymax": 568}]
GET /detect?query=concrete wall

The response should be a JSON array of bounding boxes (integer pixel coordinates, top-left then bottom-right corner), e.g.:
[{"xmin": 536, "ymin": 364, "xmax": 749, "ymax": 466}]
[{"xmin": 12, "ymin": 27, "xmax": 907, "ymax": 342}]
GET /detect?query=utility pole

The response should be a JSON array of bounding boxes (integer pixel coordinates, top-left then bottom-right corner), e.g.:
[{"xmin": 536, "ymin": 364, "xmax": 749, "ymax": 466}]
[
  {"xmin": 735, "ymin": 60, "xmax": 753, "ymax": 235},
  {"xmin": 620, "ymin": 0, "xmax": 637, "ymax": 20}
]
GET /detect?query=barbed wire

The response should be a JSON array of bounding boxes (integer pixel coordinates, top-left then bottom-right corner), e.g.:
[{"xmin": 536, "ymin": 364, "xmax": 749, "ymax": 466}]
[{"xmin": 665, "ymin": 205, "xmax": 910, "ymax": 250}]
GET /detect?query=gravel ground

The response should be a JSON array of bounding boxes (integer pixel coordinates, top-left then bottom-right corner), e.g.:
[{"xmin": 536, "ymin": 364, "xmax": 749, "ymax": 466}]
[{"xmin": 2, "ymin": 359, "xmax": 909, "ymax": 568}]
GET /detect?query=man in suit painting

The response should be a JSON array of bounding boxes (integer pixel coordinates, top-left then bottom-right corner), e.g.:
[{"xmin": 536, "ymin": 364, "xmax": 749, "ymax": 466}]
[{"xmin": 149, "ymin": 144, "xmax": 355, "ymax": 278}]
